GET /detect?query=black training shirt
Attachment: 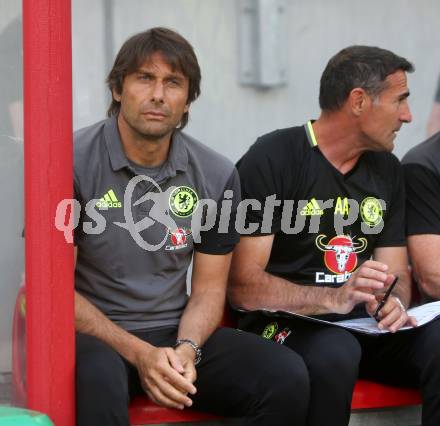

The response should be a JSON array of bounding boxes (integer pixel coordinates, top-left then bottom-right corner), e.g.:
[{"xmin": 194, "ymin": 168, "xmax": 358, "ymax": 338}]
[
  {"xmin": 237, "ymin": 122, "xmax": 406, "ymax": 320},
  {"xmin": 402, "ymin": 131, "xmax": 440, "ymax": 236}
]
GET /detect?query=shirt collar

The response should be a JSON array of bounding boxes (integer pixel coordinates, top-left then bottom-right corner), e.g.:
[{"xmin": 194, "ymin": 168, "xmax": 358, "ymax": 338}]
[
  {"xmin": 104, "ymin": 115, "xmax": 130, "ymax": 171},
  {"xmin": 104, "ymin": 115, "xmax": 189, "ymax": 176},
  {"xmin": 304, "ymin": 120, "xmax": 318, "ymax": 147},
  {"xmin": 165, "ymin": 130, "xmax": 188, "ymax": 176}
]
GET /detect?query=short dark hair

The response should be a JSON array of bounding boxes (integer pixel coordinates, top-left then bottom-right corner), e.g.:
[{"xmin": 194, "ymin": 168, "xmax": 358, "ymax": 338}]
[
  {"xmin": 319, "ymin": 45, "xmax": 414, "ymax": 111},
  {"xmin": 106, "ymin": 27, "xmax": 201, "ymax": 129}
]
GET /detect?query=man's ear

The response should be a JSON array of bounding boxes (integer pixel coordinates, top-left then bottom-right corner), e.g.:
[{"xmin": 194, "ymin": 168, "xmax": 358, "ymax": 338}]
[
  {"xmin": 183, "ymin": 103, "xmax": 190, "ymax": 113},
  {"xmin": 349, "ymin": 88, "xmax": 369, "ymax": 117},
  {"xmin": 112, "ymin": 88, "xmax": 121, "ymax": 102}
]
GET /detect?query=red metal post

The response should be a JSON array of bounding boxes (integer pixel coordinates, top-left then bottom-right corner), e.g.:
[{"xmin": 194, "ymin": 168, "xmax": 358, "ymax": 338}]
[{"xmin": 23, "ymin": 0, "xmax": 75, "ymax": 425}]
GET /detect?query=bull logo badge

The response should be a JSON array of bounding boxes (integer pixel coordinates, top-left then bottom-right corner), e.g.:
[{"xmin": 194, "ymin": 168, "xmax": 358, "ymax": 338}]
[{"xmin": 316, "ymin": 234, "xmax": 367, "ymax": 274}]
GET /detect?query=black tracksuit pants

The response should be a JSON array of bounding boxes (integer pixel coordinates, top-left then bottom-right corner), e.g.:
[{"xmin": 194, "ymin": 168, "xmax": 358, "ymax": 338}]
[
  {"xmin": 241, "ymin": 314, "xmax": 440, "ymax": 426},
  {"xmin": 76, "ymin": 327, "xmax": 310, "ymax": 426}
]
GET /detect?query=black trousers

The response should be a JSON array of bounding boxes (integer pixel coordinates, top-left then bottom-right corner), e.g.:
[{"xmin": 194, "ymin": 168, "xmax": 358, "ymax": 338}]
[
  {"xmin": 240, "ymin": 314, "xmax": 440, "ymax": 426},
  {"xmin": 76, "ymin": 327, "xmax": 310, "ymax": 426}
]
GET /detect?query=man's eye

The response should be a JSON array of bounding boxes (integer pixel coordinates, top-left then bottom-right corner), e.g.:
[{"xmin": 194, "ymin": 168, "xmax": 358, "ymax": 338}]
[{"xmin": 139, "ymin": 74, "xmax": 151, "ymax": 80}]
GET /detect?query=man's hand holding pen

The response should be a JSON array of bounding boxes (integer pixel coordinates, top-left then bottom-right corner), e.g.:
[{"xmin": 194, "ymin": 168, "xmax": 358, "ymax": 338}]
[{"xmin": 366, "ymin": 274, "xmax": 417, "ymax": 333}]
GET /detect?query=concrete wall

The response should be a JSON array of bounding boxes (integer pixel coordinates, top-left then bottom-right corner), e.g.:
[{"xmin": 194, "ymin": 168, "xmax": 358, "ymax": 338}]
[
  {"xmin": 0, "ymin": 0, "xmax": 24, "ymax": 374},
  {"xmin": 73, "ymin": 0, "xmax": 440, "ymax": 160}
]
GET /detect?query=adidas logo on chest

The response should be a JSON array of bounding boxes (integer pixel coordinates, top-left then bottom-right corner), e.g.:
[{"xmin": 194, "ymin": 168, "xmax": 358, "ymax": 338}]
[
  {"xmin": 96, "ymin": 189, "xmax": 122, "ymax": 209},
  {"xmin": 300, "ymin": 198, "xmax": 324, "ymax": 216}
]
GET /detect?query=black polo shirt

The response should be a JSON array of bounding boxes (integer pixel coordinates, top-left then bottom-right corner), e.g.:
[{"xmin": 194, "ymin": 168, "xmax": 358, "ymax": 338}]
[
  {"xmin": 402, "ymin": 131, "xmax": 440, "ymax": 236},
  {"xmin": 237, "ymin": 121, "xmax": 405, "ymax": 320},
  {"xmin": 74, "ymin": 116, "xmax": 240, "ymax": 331}
]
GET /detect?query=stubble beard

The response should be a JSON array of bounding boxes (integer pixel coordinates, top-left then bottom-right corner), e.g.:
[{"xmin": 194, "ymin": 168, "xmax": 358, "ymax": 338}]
[{"xmin": 123, "ymin": 110, "xmax": 177, "ymax": 143}]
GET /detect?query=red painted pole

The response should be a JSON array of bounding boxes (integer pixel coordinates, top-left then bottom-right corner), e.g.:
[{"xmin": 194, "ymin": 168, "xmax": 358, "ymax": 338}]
[{"xmin": 23, "ymin": 0, "xmax": 75, "ymax": 425}]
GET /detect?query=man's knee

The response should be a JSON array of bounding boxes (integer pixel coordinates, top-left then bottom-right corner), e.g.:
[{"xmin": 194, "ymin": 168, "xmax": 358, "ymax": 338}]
[
  {"xmin": 304, "ymin": 328, "xmax": 361, "ymax": 383},
  {"xmin": 260, "ymin": 345, "xmax": 310, "ymax": 406},
  {"xmin": 237, "ymin": 335, "xmax": 310, "ymax": 423},
  {"xmin": 197, "ymin": 328, "xmax": 310, "ymax": 420},
  {"xmin": 235, "ymin": 331, "xmax": 310, "ymax": 411}
]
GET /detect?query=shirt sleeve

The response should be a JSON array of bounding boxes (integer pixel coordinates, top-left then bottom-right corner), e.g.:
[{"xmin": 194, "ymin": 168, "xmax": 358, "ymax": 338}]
[
  {"xmin": 236, "ymin": 138, "xmax": 291, "ymax": 235},
  {"xmin": 194, "ymin": 168, "xmax": 241, "ymax": 255},
  {"xmin": 404, "ymin": 162, "xmax": 440, "ymax": 236},
  {"xmin": 375, "ymin": 160, "xmax": 406, "ymax": 247}
]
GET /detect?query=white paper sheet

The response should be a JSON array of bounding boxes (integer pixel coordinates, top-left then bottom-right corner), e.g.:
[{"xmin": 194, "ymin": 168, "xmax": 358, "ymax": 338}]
[
  {"xmin": 236, "ymin": 301, "xmax": 440, "ymax": 335},
  {"xmin": 333, "ymin": 301, "xmax": 440, "ymax": 334}
]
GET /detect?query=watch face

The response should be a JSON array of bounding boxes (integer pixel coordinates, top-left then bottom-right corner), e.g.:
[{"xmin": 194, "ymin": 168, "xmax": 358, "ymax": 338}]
[{"xmin": 360, "ymin": 197, "xmax": 383, "ymax": 227}]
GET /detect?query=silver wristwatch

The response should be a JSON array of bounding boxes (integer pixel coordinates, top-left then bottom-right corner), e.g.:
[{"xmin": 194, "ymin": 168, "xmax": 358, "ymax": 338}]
[{"xmin": 174, "ymin": 339, "xmax": 202, "ymax": 365}]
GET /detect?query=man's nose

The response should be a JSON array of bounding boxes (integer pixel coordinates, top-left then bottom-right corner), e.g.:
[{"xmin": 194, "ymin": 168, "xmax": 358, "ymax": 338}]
[
  {"xmin": 151, "ymin": 81, "xmax": 165, "ymax": 102},
  {"xmin": 400, "ymin": 102, "xmax": 412, "ymax": 123}
]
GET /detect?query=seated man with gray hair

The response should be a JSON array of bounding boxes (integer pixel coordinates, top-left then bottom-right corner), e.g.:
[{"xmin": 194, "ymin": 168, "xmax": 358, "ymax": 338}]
[{"xmin": 230, "ymin": 45, "xmax": 440, "ymax": 426}]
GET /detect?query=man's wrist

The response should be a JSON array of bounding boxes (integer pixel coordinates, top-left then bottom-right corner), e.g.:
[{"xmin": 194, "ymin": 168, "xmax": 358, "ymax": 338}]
[
  {"xmin": 321, "ymin": 287, "xmax": 336, "ymax": 313},
  {"xmin": 129, "ymin": 338, "xmax": 156, "ymax": 366},
  {"xmin": 174, "ymin": 343, "xmax": 196, "ymax": 362},
  {"xmin": 174, "ymin": 339, "xmax": 201, "ymax": 365}
]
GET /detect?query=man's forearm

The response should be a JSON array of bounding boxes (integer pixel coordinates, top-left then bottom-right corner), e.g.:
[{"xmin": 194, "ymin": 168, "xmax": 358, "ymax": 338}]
[
  {"xmin": 408, "ymin": 235, "xmax": 440, "ymax": 299},
  {"xmin": 229, "ymin": 268, "xmax": 334, "ymax": 316},
  {"xmin": 417, "ymin": 272, "xmax": 440, "ymax": 300},
  {"xmin": 75, "ymin": 291, "xmax": 150, "ymax": 365},
  {"xmin": 177, "ymin": 289, "xmax": 225, "ymax": 346}
]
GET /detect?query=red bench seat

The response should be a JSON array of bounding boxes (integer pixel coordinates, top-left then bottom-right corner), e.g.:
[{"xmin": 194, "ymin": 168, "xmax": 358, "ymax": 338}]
[
  {"xmin": 129, "ymin": 397, "xmax": 220, "ymax": 425},
  {"xmin": 128, "ymin": 379, "xmax": 422, "ymax": 425},
  {"xmin": 352, "ymin": 379, "xmax": 421, "ymax": 410}
]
